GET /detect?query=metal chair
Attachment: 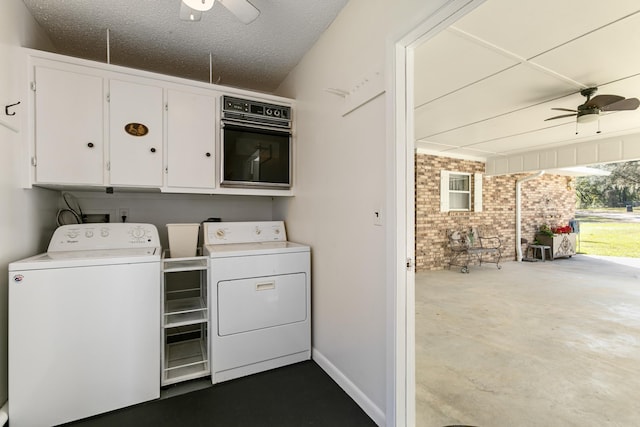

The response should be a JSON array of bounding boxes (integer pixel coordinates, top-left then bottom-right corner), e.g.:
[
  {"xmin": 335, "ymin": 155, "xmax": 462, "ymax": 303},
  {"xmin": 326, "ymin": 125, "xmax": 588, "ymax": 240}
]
[{"xmin": 447, "ymin": 227, "xmax": 502, "ymax": 273}]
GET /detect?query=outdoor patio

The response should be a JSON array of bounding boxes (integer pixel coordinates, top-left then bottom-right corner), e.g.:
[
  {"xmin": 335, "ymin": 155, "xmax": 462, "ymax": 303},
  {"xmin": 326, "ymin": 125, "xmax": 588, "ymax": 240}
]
[{"xmin": 416, "ymin": 255, "xmax": 640, "ymax": 427}]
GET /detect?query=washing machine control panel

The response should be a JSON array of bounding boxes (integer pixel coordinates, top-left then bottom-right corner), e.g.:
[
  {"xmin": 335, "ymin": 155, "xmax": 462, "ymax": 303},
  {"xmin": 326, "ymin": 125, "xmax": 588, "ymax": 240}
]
[
  {"xmin": 204, "ymin": 221, "xmax": 287, "ymax": 245},
  {"xmin": 48, "ymin": 223, "xmax": 160, "ymax": 251}
]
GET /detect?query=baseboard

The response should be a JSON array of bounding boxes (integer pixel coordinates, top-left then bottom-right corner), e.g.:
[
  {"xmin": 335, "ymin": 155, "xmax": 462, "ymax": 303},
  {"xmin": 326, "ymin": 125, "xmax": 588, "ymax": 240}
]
[
  {"xmin": 213, "ymin": 351, "xmax": 310, "ymax": 383},
  {"xmin": 312, "ymin": 348, "xmax": 385, "ymax": 426}
]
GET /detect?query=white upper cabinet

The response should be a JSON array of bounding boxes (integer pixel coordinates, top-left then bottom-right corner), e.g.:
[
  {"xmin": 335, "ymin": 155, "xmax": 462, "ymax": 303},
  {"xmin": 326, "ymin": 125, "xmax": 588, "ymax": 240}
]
[
  {"xmin": 34, "ymin": 66, "xmax": 104, "ymax": 185},
  {"xmin": 108, "ymin": 79, "xmax": 164, "ymax": 187},
  {"xmin": 166, "ymin": 89, "xmax": 216, "ymax": 190},
  {"xmin": 27, "ymin": 51, "xmax": 294, "ymax": 196}
]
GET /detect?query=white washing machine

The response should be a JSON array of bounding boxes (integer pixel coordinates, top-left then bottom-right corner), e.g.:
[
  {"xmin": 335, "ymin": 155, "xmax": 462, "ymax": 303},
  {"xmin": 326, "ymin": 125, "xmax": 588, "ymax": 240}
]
[
  {"xmin": 8, "ymin": 223, "xmax": 161, "ymax": 427},
  {"xmin": 203, "ymin": 221, "xmax": 310, "ymax": 383}
]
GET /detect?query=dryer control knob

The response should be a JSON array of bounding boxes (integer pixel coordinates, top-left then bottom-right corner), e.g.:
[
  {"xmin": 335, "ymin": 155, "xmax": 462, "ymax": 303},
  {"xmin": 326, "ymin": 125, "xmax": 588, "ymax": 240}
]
[{"xmin": 85, "ymin": 230, "xmax": 94, "ymax": 238}]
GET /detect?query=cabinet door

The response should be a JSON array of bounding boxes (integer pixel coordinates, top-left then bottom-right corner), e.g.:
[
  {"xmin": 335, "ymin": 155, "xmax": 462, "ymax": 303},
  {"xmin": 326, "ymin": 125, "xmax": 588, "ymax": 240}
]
[
  {"xmin": 109, "ymin": 79, "xmax": 163, "ymax": 186},
  {"xmin": 34, "ymin": 66, "xmax": 104, "ymax": 185},
  {"xmin": 166, "ymin": 89, "xmax": 216, "ymax": 189}
]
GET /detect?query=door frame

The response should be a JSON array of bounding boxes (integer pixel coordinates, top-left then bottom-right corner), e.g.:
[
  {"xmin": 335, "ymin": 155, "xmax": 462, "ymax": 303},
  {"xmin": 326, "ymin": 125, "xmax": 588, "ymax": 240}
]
[{"xmin": 388, "ymin": 1, "xmax": 487, "ymax": 425}]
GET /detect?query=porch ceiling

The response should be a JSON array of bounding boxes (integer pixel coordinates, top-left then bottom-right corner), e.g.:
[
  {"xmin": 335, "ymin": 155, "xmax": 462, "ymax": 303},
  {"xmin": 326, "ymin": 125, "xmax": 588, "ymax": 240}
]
[{"xmin": 414, "ymin": 0, "xmax": 640, "ymax": 161}]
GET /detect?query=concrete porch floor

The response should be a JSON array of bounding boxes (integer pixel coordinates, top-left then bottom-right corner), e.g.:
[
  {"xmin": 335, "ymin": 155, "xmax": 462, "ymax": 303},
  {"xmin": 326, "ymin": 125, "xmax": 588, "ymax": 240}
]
[{"xmin": 416, "ymin": 255, "xmax": 640, "ymax": 427}]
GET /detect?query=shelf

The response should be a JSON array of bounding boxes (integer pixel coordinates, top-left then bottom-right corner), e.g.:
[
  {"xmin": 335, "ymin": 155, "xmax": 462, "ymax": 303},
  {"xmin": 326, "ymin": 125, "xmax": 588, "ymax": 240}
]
[
  {"xmin": 163, "ymin": 338, "xmax": 209, "ymax": 386},
  {"xmin": 162, "ymin": 248, "xmax": 209, "ymax": 386},
  {"xmin": 162, "ymin": 255, "xmax": 208, "ymax": 273},
  {"xmin": 164, "ymin": 297, "xmax": 207, "ymax": 327},
  {"xmin": 166, "ymin": 287, "xmax": 200, "ymax": 299}
]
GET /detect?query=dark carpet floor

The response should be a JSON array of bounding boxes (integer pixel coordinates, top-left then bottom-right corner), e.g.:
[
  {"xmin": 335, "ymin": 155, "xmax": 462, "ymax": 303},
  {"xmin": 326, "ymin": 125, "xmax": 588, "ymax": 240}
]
[{"xmin": 65, "ymin": 361, "xmax": 377, "ymax": 427}]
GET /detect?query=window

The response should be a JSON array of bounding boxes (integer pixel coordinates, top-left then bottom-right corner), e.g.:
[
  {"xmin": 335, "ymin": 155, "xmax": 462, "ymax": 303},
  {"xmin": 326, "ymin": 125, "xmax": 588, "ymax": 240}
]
[
  {"xmin": 440, "ymin": 171, "xmax": 483, "ymax": 212},
  {"xmin": 449, "ymin": 173, "xmax": 471, "ymax": 210}
]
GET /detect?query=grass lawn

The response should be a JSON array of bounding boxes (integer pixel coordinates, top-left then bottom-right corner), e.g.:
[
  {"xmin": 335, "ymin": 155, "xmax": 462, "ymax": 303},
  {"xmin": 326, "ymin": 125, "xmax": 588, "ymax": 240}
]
[{"xmin": 576, "ymin": 215, "xmax": 640, "ymax": 257}]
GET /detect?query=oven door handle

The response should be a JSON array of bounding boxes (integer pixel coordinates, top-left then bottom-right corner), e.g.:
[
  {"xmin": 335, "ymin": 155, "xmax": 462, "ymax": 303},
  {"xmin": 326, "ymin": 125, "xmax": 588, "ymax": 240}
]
[{"xmin": 222, "ymin": 120, "xmax": 291, "ymax": 135}]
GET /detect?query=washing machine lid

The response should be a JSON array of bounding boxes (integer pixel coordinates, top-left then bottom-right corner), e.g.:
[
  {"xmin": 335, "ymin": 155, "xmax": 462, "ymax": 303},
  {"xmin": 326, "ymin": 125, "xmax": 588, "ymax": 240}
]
[
  {"xmin": 9, "ymin": 247, "xmax": 160, "ymax": 271},
  {"xmin": 204, "ymin": 241, "xmax": 309, "ymax": 258}
]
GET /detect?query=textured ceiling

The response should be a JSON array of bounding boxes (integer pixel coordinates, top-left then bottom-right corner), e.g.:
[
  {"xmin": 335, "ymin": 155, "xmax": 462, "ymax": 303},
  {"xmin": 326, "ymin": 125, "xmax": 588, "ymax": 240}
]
[
  {"xmin": 414, "ymin": 0, "xmax": 640, "ymax": 161},
  {"xmin": 21, "ymin": 0, "xmax": 348, "ymax": 92}
]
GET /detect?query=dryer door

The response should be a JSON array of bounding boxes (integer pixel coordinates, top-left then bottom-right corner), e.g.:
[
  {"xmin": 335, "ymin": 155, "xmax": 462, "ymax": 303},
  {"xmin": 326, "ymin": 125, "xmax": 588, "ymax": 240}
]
[{"xmin": 217, "ymin": 272, "xmax": 307, "ymax": 336}]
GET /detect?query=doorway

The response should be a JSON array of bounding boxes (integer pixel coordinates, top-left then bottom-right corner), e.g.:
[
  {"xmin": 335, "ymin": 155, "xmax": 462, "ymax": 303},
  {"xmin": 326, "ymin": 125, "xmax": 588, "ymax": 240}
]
[
  {"xmin": 390, "ymin": 1, "xmax": 487, "ymax": 425},
  {"xmin": 398, "ymin": 7, "xmax": 640, "ymax": 426}
]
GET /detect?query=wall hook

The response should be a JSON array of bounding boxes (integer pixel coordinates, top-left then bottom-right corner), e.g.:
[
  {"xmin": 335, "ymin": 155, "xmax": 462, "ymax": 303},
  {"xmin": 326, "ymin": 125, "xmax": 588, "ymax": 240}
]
[
  {"xmin": 5, "ymin": 101, "xmax": 20, "ymax": 116},
  {"xmin": 324, "ymin": 88, "xmax": 349, "ymax": 98}
]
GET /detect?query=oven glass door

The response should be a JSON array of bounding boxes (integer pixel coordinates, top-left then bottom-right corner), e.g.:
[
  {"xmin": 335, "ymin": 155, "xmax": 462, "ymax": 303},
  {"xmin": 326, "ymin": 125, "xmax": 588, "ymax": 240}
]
[{"xmin": 221, "ymin": 124, "xmax": 291, "ymax": 188}]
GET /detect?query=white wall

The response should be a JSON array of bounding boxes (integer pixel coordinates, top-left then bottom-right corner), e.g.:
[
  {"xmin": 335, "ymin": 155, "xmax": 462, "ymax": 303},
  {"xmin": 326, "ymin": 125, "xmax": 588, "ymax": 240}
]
[
  {"xmin": 273, "ymin": 0, "xmax": 452, "ymax": 425},
  {"xmin": 65, "ymin": 191, "xmax": 275, "ymax": 248},
  {"xmin": 0, "ymin": 0, "xmax": 58, "ymax": 405}
]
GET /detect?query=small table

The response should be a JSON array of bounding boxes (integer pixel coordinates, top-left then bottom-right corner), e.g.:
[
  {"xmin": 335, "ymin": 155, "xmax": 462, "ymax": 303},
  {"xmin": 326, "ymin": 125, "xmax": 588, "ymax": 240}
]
[{"xmin": 528, "ymin": 244, "xmax": 553, "ymax": 261}]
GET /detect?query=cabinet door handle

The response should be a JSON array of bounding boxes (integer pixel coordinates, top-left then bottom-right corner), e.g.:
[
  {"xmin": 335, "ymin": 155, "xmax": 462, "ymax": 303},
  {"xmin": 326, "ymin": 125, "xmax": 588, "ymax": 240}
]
[
  {"xmin": 150, "ymin": 147, "xmax": 156, "ymax": 153},
  {"xmin": 87, "ymin": 142, "xmax": 94, "ymax": 148},
  {"xmin": 205, "ymin": 152, "xmax": 211, "ymax": 157}
]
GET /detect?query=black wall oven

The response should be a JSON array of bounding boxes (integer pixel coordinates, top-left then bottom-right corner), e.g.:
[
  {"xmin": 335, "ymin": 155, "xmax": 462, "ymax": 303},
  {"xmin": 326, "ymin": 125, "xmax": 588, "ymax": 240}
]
[{"xmin": 221, "ymin": 96, "xmax": 292, "ymax": 189}]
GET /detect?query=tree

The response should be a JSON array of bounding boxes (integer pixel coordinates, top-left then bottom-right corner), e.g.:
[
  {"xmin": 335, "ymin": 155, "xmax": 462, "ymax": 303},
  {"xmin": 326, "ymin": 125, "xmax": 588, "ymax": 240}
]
[{"xmin": 575, "ymin": 160, "xmax": 640, "ymax": 208}]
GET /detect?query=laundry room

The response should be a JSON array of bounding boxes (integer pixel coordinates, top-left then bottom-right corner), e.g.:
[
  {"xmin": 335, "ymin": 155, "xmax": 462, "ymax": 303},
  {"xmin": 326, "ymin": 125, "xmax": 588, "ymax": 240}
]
[
  {"xmin": 5, "ymin": 46, "xmax": 317, "ymax": 423},
  {"xmin": 1, "ymin": 0, "xmax": 407, "ymax": 425}
]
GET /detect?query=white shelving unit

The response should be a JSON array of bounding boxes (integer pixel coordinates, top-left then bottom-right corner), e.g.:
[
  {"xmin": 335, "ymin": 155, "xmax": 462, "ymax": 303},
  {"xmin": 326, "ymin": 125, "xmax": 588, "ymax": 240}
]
[{"xmin": 161, "ymin": 251, "xmax": 209, "ymax": 386}]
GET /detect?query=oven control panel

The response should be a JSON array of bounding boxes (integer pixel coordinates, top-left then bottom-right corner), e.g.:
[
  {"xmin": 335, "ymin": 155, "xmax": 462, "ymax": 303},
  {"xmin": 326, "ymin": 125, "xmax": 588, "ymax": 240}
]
[
  {"xmin": 204, "ymin": 221, "xmax": 287, "ymax": 245},
  {"xmin": 222, "ymin": 96, "xmax": 291, "ymax": 128}
]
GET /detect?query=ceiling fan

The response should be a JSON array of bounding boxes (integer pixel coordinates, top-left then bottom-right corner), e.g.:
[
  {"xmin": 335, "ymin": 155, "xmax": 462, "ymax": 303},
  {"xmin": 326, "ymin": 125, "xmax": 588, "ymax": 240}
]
[
  {"xmin": 180, "ymin": 0, "xmax": 260, "ymax": 24},
  {"xmin": 545, "ymin": 87, "xmax": 640, "ymax": 123}
]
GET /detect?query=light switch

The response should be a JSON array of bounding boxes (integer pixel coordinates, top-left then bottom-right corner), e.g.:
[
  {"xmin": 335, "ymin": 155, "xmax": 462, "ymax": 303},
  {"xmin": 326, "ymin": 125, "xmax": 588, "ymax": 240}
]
[{"xmin": 373, "ymin": 209, "xmax": 383, "ymax": 226}]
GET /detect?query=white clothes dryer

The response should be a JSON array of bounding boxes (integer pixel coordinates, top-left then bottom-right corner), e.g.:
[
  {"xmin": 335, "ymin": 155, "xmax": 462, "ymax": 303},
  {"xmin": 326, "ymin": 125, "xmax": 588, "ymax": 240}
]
[
  {"xmin": 203, "ymin": 221, "xmax": 311, "ymax": 383},
  {"xmin": 8, "ymin": 223, "xmax": 161, "ymax": 427}
]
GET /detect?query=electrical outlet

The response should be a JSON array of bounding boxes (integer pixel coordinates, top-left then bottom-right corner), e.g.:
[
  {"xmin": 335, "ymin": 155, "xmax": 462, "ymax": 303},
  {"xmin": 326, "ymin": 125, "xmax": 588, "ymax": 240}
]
[{"xmin": 118, "ymin": 208, "xmax": 129, "ymax": 222}]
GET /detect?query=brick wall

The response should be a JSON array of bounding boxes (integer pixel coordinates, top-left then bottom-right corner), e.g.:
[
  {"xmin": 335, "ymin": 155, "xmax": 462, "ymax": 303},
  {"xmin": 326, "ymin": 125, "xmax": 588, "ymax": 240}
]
[{"xmin": 415, "ymin": 154, "xmax": 576, "ymax": 271}]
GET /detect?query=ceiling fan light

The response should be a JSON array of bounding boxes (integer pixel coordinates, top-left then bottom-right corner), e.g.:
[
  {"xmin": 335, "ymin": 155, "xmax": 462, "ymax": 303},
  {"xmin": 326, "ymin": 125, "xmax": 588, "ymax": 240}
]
[
  {"xmin": 182, "ymin": 0, "xmax": 215, "ymax": 12},
  {"xmin": 577, "ymin": 113, "xmax": 599, "ymax": 123},
  {"xmin": 179, "ymin": 1, "xmax": 202, "ymax": 20}
]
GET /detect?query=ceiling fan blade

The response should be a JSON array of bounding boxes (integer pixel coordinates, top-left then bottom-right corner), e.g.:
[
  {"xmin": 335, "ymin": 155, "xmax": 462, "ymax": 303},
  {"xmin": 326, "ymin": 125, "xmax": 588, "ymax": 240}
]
[
  {"xmin": 584, "ymin": 94, "xmax": 624, "ymax": 108},
  {"xmin": 551, "ymin": 107, "xmax": 577, "ymax": 112},
  {"xmin": 544, "ymin": 113, "xmax": 577, "ymax": 121},
  {"xmin": 601, "ymin": 97, "xmax": 640, "ymax": 111},
  {"xmin": 218, "ymin": 0, "xmax": 260, "ymax": 24}
]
